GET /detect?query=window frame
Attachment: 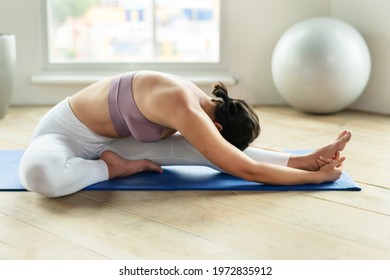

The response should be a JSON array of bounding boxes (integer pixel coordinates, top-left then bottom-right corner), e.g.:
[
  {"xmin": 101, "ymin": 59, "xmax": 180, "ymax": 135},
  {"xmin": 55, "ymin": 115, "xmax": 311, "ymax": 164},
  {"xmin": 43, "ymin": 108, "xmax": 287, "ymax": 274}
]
[{"xmin": 41, "ymin": 0, "xmax": 228, "ymax": 73}]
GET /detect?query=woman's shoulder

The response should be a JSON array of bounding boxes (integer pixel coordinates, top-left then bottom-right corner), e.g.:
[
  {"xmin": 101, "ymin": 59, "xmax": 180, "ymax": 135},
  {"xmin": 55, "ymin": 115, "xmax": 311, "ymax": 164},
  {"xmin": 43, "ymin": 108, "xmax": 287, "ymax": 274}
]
[
  {"xmin": 135, "ymin": 71, "xmax": 201, "ymax": 100},
  {"xmin": 133, "ymin": 71, "xmax": 202, "ymax": 118},
  {"xmin": 134, "ymin": 70, "xmax": 173, "ymax": 81}
]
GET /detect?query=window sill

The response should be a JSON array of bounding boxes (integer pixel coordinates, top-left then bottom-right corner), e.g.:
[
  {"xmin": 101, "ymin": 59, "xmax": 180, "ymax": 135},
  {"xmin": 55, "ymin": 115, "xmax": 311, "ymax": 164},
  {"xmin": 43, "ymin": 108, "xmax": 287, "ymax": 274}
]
[{"xmin": 31, "ymin": 72, "xmax": 237, "ymax": 87}]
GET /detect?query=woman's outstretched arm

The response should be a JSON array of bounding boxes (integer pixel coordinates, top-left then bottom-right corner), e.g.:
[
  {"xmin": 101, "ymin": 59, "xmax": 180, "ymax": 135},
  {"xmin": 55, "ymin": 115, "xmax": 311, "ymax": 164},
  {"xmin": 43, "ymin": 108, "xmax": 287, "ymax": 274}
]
[{"xmin": 170, "ymin": 100, "xmax": 345, "ymax": 185}]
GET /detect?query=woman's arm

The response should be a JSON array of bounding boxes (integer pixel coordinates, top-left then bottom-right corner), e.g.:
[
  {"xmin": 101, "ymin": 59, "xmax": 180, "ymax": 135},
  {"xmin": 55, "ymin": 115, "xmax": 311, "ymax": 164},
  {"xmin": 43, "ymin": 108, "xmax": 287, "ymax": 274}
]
[{"xmin": 168, "ymin": 99, "xmax": 343, "ymax": 185}]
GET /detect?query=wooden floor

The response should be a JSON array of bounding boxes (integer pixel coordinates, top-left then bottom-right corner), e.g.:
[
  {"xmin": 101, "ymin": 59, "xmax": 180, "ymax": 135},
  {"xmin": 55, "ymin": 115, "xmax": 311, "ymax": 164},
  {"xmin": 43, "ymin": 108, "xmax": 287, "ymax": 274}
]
[{"xmin": 0, "ymin": 105, "xmax": 389, "ymax": 260}]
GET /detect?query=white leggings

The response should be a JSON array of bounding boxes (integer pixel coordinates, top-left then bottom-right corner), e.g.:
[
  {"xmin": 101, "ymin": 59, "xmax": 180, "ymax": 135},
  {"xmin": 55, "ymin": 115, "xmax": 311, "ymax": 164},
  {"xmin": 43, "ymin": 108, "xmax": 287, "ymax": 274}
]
[{"xmin": 19, "ymin": 99, "xmax": 290, "ymax": 197}]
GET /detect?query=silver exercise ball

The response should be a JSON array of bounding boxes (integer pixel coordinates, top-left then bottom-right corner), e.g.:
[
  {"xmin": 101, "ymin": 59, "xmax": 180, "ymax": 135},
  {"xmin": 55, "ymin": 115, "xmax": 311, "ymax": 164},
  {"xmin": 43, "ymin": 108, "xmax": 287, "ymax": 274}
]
[{"xmin": 272, "ymin": 17, "xmax": 371, "ymax": 113}]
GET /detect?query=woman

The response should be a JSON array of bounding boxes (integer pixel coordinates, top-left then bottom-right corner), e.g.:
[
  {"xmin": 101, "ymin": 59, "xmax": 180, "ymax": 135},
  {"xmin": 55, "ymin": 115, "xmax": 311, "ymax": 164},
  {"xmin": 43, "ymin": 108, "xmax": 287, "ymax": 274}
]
[{"xmin": 19, "ymin": 70, "xmax": 351, "ymax": 197}]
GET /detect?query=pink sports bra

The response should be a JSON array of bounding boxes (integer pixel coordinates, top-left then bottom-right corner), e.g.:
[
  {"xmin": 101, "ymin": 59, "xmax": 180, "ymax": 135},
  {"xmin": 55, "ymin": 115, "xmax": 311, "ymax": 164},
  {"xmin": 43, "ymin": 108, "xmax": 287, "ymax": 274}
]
[{"xmin": 108, "ymin": 72, "xmax": 168, "ymax": 142}]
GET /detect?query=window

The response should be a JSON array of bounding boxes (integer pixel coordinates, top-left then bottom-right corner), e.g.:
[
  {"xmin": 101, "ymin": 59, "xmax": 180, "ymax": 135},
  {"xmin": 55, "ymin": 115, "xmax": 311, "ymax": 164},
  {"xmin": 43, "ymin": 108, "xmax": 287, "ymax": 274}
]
[{"xmin": 45, "ymin": 0, "xmax": 224, "ymax": 71}]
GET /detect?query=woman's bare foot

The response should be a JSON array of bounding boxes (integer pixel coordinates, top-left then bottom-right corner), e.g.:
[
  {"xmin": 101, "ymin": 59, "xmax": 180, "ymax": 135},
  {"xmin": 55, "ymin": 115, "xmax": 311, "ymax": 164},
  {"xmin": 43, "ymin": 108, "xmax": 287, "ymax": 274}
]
[
  {"xmin": 288, "ymin": 130, "xmax": 352, "ymax": 171},
  {"xmin": 100, "ymin": 150, "xmax": 163, "ymax": 179}
]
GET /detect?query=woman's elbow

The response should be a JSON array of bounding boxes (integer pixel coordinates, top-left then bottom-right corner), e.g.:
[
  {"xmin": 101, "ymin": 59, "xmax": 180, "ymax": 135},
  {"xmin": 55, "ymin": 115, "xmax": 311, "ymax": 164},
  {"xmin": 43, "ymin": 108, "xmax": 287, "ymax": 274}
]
[
  {"xmin": 234, "ymin": 162, "xmax": 273, "ymax": 184},
  {"xmin": 234, "ymin": 165, "xmax": 260, "ymax": 183}
]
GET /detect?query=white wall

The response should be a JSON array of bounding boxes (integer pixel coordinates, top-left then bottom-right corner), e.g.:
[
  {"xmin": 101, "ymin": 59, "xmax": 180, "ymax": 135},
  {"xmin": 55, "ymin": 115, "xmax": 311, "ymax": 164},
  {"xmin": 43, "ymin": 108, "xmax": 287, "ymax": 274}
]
[
  {"xmin": 0, "ymin": 0, "xmax": 80, "ymax": 105},
  {"xmin": 227, "ymin": 0, "xmax": 330, "ymax": 105},
  {"xmin": 1, "ymin": 0, "xmax": 389, "ymax": 114},
  {"xmin": 331, "ymin": 0, "xmax": 390, "ymax": 114}
]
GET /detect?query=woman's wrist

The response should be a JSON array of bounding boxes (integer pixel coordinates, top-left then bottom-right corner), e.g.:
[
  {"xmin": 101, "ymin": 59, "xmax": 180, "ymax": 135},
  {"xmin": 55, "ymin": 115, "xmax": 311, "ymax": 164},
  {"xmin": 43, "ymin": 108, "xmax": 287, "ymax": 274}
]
[{"xmin": 307, "ymin": 170, "xmax": 323, "ymax": 184}]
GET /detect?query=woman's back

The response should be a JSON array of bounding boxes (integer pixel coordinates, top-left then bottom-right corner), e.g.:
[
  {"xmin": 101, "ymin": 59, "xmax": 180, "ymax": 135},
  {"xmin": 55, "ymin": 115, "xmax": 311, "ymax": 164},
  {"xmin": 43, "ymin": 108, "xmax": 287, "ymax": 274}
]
[{"xmin": 69, "ymin": 71, "xmax": 207, "ymax": 139}]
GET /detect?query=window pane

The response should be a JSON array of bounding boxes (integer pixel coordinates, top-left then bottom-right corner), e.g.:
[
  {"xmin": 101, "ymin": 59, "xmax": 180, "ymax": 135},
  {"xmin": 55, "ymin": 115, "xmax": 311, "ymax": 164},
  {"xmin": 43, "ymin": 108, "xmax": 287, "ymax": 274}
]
[{"xmin": 47, "ymin": 0, "xmax": 220, "ymax": 63}]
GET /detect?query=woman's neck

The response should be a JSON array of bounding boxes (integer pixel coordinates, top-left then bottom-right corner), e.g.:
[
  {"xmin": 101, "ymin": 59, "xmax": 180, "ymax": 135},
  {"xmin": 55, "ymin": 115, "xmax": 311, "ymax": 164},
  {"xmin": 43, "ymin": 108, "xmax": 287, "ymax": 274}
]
[{"xmin": 200, "ymin": 97, "xmax": 217, "ymax": 121}]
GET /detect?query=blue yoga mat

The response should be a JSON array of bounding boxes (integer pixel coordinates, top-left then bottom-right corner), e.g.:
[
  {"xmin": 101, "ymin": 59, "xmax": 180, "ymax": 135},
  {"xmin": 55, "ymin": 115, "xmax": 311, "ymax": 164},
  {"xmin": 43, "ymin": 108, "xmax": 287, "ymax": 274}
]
[{"xmin": 0, "ymin": 149, "xmax": 361, "ymax": 192}]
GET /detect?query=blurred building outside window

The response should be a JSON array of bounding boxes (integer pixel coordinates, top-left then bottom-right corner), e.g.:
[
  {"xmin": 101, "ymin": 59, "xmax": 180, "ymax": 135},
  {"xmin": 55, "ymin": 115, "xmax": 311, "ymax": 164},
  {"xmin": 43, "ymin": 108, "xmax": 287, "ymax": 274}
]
[{"xmin": 47, "ymin": 0, "xmax": 220, "ymax": 64}]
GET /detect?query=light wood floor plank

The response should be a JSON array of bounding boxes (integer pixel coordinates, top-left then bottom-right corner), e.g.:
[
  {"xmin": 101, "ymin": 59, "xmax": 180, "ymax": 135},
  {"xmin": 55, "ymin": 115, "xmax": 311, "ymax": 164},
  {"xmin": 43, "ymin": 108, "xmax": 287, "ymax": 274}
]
[
  {"xmin": 0, "ymin": 192, "xmax": 233, "ymax": 259},
  {"xmin": 305, "ymin": 183, "xmax": 390, "ymax": 215},
  {"xmin": 79, "ymin": 190, "xmax": 389, "ymax": 259},
  {"xmin": 79, "ymin": 191, "xmax": 329, "ymax": 259},
  {"xmin": 223, "ymin": 191, "xmax": 390, "ymax": 255}
]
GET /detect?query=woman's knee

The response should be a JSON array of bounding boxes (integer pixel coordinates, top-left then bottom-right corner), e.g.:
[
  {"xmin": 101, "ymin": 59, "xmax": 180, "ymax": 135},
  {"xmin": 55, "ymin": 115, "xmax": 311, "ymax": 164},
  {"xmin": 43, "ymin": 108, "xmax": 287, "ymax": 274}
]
[{"xmin": 19, "ymin": 153, "xmax": 65, "ymax": 198}]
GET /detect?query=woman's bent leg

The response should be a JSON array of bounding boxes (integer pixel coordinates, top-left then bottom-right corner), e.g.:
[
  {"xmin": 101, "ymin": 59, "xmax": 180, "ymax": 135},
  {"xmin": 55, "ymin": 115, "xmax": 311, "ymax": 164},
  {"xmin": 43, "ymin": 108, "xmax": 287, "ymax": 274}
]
[{"xmin": 19, "ymin": 134, "xmax": 109, "ymax": 198}]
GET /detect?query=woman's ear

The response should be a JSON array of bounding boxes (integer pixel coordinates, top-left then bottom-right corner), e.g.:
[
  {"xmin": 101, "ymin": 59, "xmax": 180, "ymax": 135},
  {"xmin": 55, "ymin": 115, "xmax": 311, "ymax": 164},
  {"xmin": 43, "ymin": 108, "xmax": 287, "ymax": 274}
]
[{"xmin": 213, "ymin": 122, "xmax": 223, "ymax": 132}]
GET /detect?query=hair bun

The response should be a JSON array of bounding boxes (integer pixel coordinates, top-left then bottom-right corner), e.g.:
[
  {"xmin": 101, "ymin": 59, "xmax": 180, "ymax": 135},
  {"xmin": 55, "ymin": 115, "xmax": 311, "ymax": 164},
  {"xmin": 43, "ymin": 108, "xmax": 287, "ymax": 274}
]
[{"xmin": 212, "ymin": 82, "xmax": 230, "ymax": 102}]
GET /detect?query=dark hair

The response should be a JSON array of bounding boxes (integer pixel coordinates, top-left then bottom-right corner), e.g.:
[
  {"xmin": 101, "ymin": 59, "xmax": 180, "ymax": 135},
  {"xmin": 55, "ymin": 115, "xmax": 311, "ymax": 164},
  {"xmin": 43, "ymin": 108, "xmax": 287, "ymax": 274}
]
[{"xmin": 211, "ymin": 83, "xmax": 260, "ymax": 150}]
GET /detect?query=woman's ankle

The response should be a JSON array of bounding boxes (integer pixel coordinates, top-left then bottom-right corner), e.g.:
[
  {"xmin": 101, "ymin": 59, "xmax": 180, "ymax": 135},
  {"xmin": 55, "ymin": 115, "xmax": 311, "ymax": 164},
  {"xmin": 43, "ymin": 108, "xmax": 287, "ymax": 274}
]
[{"xmin": 288, "ymin": 154, "xmax": 317, "ymax": 171}]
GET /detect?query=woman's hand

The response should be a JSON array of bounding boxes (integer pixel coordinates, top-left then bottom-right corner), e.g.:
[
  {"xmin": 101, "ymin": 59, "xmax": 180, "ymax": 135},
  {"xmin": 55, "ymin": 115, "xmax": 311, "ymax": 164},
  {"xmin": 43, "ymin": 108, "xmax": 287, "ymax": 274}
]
[
  {"xmin": 316, "ymin": 150, "xmax": 340, "ymax": 168},
  {"xmin": 317, "ymin": 156, "xmax": 346, "ymax": 183}
]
